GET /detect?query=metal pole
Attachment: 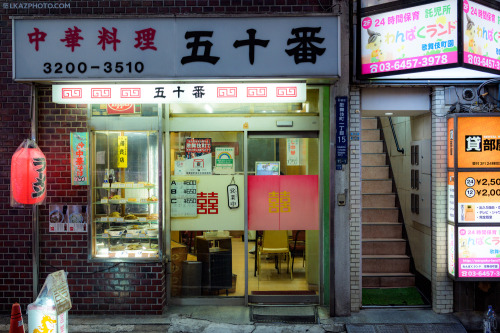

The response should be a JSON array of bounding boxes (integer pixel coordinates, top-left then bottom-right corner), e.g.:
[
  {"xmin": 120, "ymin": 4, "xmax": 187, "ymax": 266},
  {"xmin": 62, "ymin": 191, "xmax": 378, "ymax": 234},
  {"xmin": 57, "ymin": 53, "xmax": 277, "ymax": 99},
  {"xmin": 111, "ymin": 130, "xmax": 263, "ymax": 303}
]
[{"xmin": 30, "ymin": 83, "xmax": 39, "ymax": 300}]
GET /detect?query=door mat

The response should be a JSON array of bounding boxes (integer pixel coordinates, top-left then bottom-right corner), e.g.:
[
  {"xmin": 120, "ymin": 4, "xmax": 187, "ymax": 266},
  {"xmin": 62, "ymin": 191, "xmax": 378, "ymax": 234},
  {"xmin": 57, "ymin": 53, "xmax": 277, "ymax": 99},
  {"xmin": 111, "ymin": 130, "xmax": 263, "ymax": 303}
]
[
  {"xmin": 250, "ymin": 305, "xmax": 318, "ymax": 324},
  {"xmin": 362, "ymin": 287, "xmax": 427, "ymax": 306}
]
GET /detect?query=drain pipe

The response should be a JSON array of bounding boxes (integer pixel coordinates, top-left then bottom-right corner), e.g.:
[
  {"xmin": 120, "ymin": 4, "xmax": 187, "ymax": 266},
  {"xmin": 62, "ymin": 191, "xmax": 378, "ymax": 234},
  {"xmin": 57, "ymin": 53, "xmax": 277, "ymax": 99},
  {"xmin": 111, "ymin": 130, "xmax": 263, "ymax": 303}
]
[
  {"xmin": 388, "ymin": 117, "xmax": 404, "ymax": 154},
  {"xmin": 30, "ymin": 83, "xmax": 39, "ymax": 300}
]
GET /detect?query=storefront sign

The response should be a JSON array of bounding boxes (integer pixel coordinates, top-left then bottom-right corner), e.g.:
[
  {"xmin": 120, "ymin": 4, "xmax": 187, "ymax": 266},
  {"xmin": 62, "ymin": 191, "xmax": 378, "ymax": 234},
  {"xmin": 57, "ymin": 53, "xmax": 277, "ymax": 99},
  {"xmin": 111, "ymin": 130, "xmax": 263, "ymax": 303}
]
[
  {"xmin": 456, "ymin": 116, "xmax": 500, "ymax": 168},
  {"xmin": 52, "ymin": 83, "xmax": 306, "ymax": 104},
  {"xmin": 70, "ymin": 132, "xmax": 88, "ymax": 185},
  {"xmin": 458, "ymin": 226, "xmax": 500, "ymax": 278},
  {"xmin": 170, "ymin": 179, "xmax": 197, "ymax": 217},
  {"xmin": 117, "ymin": 135, "xmax": 128, "ymax": 168},
  {"xmin": 457, "ymin": 171, "xmax": 500, "ymax": 223},
  {"xmin": 462, "ymin": 0, "xmax": 500, "ymax": 72},
  {"xmin": 14, "ymin": 17, "xmax": 339, "ymax": 80},
  {"xmin": 360, "ymin": 0, "xmax": 459, "ymax": 76},
  {"xmin": 448, "ymin": 171, "xmax": 455, "ymax": 222},
  {"xmin": 286, "ymin": 139, "xmax": 300, "ymax": 166},
  {"xmin": 335, "ymin": 96, "xmax": 348, "ymax": 169},
  {"xmin": 248, "ymin": 175, "xmax": 318, "ymax": 230}
]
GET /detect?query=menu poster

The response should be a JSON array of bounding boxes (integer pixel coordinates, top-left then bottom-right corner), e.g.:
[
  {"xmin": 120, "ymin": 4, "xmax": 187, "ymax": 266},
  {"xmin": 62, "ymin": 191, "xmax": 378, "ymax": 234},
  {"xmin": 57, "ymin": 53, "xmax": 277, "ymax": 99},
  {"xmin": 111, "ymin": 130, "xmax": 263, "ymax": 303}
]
[
  {"xmin": 49, "ymin": 205, "xmax": 88, "ymax": 233},
  {"xmin": 170, "ymin": 179, "xmax": 197, "ymax": 217},
  {"xmin": 458, "ymin": 226, "xmax": 500, "ymax": 278}
]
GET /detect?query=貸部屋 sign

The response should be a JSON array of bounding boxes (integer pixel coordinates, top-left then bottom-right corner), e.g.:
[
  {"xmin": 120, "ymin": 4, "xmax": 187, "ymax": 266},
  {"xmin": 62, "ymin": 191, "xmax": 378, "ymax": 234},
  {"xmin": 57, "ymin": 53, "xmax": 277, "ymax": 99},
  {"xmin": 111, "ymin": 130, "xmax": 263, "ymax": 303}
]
[{"xmin": 13, "ymin": 16, "xmax": 338, "ymax": 81}]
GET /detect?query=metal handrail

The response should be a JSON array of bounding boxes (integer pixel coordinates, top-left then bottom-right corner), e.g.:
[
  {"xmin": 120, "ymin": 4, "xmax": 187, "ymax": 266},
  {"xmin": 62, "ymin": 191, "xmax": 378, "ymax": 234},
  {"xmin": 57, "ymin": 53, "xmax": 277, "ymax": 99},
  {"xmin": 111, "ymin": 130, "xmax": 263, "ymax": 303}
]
[{"xmin": 388, "ymin": 117, "xmax": 404, "ymax": 154}]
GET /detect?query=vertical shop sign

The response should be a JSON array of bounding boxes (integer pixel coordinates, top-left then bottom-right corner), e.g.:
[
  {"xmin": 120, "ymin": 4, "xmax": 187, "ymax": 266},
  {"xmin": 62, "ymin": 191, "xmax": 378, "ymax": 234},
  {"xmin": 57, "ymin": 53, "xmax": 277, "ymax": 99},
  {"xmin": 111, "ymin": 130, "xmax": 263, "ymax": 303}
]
[
  {"xmin": 286, "ymin": 138, "xmax": 300, "ymax": 166},
  {"xmin": 70, "ymin": 132, "xmax": 89, "ymax": 186},
  {"xmin": 170, "ymin": 180, "xmax": 197, "ymax": 217},
  {"xmin": 117, "ymin": 136, "xmax": 128, "ymax": 168},
  {"xmin": 448, "ymin": 224, "xmax": 455, "ymax": 277},
  {"xmin": 336, "ymin": 96, "xmax": 348, "ymax": 170}
]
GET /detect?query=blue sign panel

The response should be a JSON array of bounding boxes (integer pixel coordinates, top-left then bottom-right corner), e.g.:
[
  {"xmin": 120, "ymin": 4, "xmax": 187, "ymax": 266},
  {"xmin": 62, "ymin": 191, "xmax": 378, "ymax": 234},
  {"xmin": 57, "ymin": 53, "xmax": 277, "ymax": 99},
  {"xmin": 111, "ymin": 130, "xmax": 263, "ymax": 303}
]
[{"xmin": 336, "ymin": 96, "xmax": 348, "ymax": 170}]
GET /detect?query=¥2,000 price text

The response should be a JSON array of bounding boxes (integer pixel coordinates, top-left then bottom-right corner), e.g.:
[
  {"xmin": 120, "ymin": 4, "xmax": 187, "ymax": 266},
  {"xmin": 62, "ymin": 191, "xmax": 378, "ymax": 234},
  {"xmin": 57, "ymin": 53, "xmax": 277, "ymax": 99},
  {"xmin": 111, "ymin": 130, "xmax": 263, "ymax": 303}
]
[
  {"xmin": 369, "ymin": 54, "xmax": 448, "ymax": 73},
  {"xmin": 43, "ymin": 62, "xmax": 145, "ymax": 75}
]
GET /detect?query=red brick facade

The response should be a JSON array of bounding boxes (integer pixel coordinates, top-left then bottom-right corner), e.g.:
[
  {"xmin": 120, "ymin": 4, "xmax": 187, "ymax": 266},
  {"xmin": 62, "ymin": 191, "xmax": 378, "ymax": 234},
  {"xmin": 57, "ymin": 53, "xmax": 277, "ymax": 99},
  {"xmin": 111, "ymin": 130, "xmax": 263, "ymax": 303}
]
[{"xmin": 1, "ymin": 1, "xmax": 330, "ymax": 315}]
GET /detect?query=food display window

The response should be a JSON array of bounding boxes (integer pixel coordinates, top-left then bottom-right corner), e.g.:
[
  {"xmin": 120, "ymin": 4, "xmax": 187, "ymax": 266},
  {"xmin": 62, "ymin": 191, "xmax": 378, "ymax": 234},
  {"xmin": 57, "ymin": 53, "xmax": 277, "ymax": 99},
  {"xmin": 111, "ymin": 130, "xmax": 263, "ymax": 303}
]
[{"xmin": 90, "ymin": 130, "xmax": 161, "ymax": 260}]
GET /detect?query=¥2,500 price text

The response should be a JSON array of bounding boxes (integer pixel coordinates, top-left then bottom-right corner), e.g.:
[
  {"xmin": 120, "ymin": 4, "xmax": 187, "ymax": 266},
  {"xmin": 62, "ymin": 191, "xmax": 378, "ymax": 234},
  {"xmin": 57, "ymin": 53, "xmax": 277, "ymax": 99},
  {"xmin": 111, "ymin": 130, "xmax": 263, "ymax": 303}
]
[{"xmin": 43, "ymin": 62, "xmax": 145, "ymax": 74}]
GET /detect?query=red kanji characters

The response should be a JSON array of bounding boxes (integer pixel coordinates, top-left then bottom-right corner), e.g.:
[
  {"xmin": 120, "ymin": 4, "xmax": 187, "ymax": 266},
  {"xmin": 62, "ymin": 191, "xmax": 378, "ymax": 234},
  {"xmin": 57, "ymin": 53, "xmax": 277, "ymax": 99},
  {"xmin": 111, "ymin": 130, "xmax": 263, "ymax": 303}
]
[
  {"xmin": 60, "ymin": 26, "xmax": 84, "ymax": 52},
  {"xmin": 28, "ymin": 27, "xmax": 47, "ymax": 51},
  {"xmin": 197, "ymin": 191, "xmax": 219, "ymax": 214},
  {"xmin": 134, "ymin": 28, "xmax": 157, "ymax": 51},
  {"xmin": 98, "ymin": 27, "xmax": 121, "ymax": 51}
]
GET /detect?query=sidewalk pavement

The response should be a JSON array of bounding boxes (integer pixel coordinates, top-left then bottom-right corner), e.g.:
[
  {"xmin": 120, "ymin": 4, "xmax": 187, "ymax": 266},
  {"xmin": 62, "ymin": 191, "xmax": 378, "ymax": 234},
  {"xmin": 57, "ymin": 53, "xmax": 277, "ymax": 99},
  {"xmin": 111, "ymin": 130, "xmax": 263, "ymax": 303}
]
[{"xmin": 1, "ymin": 306, "xmax": 479, "ymax": 333}]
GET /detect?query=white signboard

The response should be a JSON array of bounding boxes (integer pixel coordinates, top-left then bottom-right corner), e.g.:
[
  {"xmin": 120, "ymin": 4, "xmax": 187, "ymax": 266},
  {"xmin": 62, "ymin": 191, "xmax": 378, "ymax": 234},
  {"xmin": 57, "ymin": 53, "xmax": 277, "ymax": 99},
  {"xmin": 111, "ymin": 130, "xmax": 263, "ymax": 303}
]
[
  {"xmin": 52, "ymin": 83, "xmax": 306, "ymax": 104},
  {"xmin": 174, "ymin": 153, "xmax": 212, "ymax": 175},
  {"xmin": 171, "ymin": 175, "xmax": 244, "ymax": 231},
  {"xmin": 214, "ymin": 147, "xmax": 235, "ymax": 174},
  {"xmin": 13, "ymin": 17, "xmax": 339, "ymax": 80},
  {"xmin": 170, "ymin": 179, "xmax": 197, "ymax": 217}
]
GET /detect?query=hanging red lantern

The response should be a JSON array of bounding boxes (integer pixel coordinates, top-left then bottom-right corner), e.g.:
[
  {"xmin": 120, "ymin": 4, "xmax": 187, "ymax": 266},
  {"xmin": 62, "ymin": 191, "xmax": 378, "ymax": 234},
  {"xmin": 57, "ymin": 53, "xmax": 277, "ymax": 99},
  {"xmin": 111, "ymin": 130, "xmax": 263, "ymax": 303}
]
[{"xmin": 11, "ymin": 139, "xmax": 47, "ymax": 205}]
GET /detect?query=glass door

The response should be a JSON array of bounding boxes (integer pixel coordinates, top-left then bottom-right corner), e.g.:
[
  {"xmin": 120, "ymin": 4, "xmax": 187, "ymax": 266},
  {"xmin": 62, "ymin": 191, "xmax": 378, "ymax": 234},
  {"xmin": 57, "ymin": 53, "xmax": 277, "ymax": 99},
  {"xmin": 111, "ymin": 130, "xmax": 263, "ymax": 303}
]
[{"xmin": 247, "ymin": 133, "xmax": 320, "ymax": 303}]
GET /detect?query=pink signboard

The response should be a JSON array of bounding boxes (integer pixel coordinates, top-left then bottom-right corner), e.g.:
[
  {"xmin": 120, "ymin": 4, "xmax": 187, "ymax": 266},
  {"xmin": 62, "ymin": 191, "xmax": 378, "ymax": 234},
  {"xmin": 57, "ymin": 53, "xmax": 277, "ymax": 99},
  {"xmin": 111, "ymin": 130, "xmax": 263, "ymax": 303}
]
[
  {"xmin": 462, "ymin": 0, "xmax": 500, "ymax": 72},
  {"xmin": 248, "ymin": 175, "xmax": 318, "ymax": 230},
  {"xmin": 458, "ymin": 226, "xmax": 500, "ymax": 278},
  {"xmin": 360, "ymin": 0, "xmax": 458, "ymax": 76}
]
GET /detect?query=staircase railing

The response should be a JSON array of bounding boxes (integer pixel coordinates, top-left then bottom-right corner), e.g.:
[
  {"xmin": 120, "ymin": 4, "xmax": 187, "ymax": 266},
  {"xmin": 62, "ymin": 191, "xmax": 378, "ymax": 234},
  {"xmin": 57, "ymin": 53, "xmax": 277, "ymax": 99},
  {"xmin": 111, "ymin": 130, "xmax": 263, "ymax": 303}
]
[{"xmin": 388, "ymin": 117, "xmax": 405, "ymax": 154}]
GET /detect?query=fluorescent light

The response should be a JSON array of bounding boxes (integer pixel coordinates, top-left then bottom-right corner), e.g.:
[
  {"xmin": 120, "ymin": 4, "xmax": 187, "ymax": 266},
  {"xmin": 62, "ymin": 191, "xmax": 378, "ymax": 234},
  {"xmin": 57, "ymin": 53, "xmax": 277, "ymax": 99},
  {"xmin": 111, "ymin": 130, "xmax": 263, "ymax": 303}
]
[
  {"xmin": 385, "ymin": 112, "xmax": 394, "ymax": 116},
  {"xmin": 204, "ymin": 105, "xmax": 213, "ymax": 113}
]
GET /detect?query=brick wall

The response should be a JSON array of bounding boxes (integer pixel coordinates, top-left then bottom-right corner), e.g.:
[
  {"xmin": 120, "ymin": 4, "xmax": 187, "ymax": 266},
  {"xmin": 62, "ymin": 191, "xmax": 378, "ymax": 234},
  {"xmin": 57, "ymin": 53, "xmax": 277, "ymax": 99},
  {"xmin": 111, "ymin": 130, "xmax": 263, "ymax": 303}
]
[
  {"xmin": 431, "ymin": 86, "xmax": 453, "ymax": 313},
  {"xmin": 349, "ymin": 88, "xmax": 361, "ymax": 312},
  {"xmin": 1, "ymin": 0, "xmax": 331, "ymax": 315}
]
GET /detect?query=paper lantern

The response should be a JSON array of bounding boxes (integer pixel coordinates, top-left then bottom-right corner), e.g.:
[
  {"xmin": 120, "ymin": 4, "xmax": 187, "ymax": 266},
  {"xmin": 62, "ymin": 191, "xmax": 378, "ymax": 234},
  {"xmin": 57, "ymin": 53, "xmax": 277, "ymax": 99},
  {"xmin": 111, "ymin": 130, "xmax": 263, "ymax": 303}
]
[{"xmin": 11, "ymin": 139, "xmax": 47, "ymax": 205}]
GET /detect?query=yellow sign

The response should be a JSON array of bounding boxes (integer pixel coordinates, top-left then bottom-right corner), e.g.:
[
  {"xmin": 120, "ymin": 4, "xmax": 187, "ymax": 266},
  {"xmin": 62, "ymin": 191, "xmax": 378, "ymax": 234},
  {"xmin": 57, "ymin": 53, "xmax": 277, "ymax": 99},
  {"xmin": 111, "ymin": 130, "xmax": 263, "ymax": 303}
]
[{"xmin": 117, "ymin": 136, "xmax": 128, "ymax": 168}]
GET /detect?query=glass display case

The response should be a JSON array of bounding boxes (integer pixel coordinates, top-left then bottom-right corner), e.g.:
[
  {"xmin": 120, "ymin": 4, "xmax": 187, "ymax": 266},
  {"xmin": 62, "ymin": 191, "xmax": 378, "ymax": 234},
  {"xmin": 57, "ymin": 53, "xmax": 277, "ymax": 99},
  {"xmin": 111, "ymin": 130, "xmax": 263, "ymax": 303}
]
[{"xmin": 90, "ymin": 130, "xmax": 161, "ymax": 260}]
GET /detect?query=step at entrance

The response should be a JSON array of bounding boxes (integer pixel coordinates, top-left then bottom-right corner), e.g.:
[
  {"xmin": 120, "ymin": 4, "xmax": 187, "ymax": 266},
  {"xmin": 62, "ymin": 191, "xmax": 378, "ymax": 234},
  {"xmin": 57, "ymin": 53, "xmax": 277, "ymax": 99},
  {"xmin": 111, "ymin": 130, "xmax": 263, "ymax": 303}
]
[
  {"xmin": 361, "ymin": 117, "xmax": 415, "ymax": 290},
  {"xmin": 250, "ymin": 305, "xmax": 318, "ymax": 324}
]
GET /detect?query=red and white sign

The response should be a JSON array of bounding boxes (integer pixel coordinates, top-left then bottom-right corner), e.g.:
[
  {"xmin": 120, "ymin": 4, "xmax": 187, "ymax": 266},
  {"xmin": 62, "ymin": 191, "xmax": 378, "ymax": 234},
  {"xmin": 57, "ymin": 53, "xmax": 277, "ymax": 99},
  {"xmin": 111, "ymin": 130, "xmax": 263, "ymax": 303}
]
[
  {"xmin": 53, "ymin": 83, "xmax": 306, "ymax": 104},
  {"xmin": 106, "ymin": 104, "xmax": 134, "ymax": 114}
]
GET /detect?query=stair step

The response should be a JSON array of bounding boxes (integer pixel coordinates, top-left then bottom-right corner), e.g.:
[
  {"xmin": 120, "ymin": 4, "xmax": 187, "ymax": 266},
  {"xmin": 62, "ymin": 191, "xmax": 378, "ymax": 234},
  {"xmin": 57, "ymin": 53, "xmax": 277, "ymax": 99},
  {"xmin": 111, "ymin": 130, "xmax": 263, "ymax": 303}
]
[
  {"xmin": 362, "ymin": 153, "xmax": 386, "ymax": 166},
  {"xmin": 362, "ymin": 193, "xmax": 395, "ymax": 208},
  {"xmin": 362, "ymin": 272, "xmax": 415, "ymax": 288},
  {"xmin": 362, "ymin": 166, "xmax": 389, "ymax": 179},
  {"xmin": 362, "ymin": 208, "xmax": 399, "ymax": 222},
  {"xmin": 362, "ymin": 238, "xmax": 407, "ymax": 255},
  {"xmin": 362, "ymin": 129, "xmax": 380, "ymax": 141},
  {"xmin": 362, "ymin": 255, "xmax": 411, "ymax": 273},
  {"xmin": 362, "ymin": 180, "xmax": 393, "ymax": 194},
  {"xmin": 363, "ymin": 222, "xmax": 402, "ymax": 238},
  {"xmin": 362, "ymin": 118, "xmax": 378, "ymax": 130},
  {"xmin": 362, "ymin": 141, "xmax": 384, "ymax": 153}
]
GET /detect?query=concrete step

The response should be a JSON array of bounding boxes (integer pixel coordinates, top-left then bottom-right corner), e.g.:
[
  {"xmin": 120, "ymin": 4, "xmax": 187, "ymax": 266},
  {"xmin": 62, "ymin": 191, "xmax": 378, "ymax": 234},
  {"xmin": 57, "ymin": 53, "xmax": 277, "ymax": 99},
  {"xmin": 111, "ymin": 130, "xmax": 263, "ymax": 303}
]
[
  {"xmin": 362, "ymin": 194, "xmax": 395, "ymax": 208},
  {"xmin": 362, "ymin": 272, "xmax": 416, "ymax": 288},
  {"xmin": 362, "ymin": 129, "xmax": 380, "ymax": 141},
  {"xmin": 362, "ymin": 238, "xmax": 407, "ymax": 255},
  {"xmin": 362, "ymin": 255, "xmax": 411, "ymax": 273},
  {"xmin": 362, "ymin": 180, "xmax": 393, "ymax": 194},
  {"xmin": 362, "ymin": 166, "xmax": 389, "ymax": 179},
  {"xmin": 361, "ymin": 141, "xmax": 384, "ymax": 153},
  {"xmin": 362, "ymin": 118, "xmax": 378, "ymax": 130},
  {"xmin": 362, "ymin": 208, "xmax": 399, "ymax": 222},
  {"xmin": 362, "ymin": 222, "xmax": 402, "ymax": 238},
  {"xmin": 362, "ymin": 153, "xmax": 386, "ymax": 166}
]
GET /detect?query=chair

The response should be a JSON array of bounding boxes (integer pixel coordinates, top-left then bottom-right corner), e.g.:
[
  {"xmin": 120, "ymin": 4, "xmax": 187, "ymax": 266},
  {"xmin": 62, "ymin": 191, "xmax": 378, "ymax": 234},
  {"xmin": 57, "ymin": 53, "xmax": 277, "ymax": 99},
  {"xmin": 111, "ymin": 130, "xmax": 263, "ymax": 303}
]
[
  {"xmin": 257, "ymin": 230, "xmax": 292, "ymax": 280},
  {"xmin": 289, "ymin": 230, "xmax": 305, "ymax": 273}
]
